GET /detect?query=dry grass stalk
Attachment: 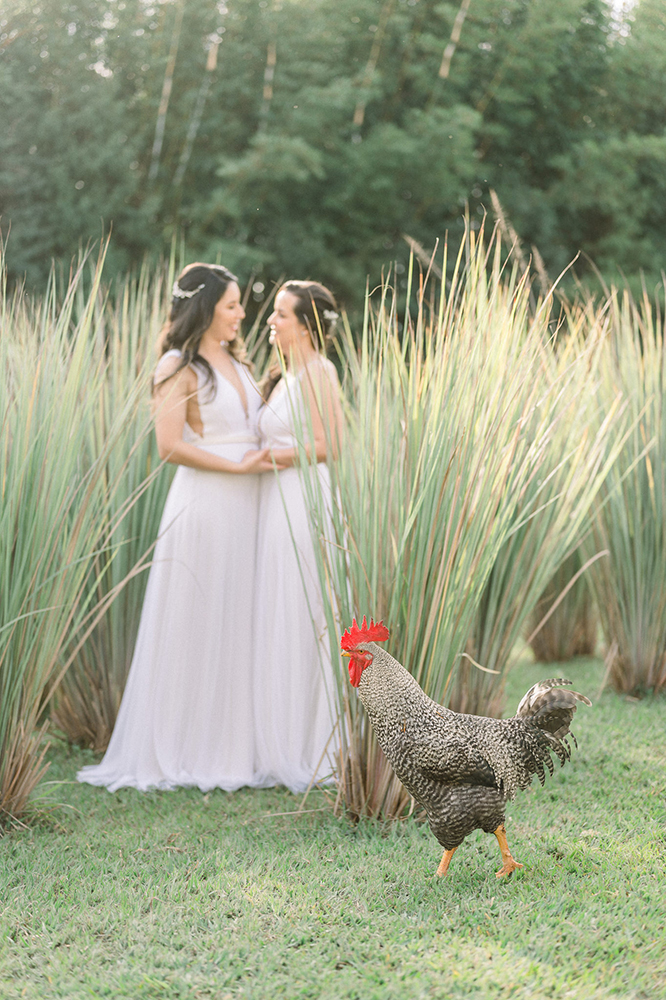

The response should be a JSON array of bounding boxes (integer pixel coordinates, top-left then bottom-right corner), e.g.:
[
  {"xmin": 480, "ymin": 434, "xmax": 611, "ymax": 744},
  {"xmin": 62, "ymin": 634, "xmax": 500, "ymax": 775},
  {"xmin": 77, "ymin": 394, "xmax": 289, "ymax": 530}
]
[{"xmin": 528, "ymin": 552, "xmax": 598, "ymax": 663}]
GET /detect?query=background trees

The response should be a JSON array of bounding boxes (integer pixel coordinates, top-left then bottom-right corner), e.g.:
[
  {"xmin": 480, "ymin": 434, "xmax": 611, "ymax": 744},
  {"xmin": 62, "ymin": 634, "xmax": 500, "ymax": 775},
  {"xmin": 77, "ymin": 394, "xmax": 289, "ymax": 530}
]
[{"xmin": 1, "ymin": 0, "xmax": 664, "ymax": 303}]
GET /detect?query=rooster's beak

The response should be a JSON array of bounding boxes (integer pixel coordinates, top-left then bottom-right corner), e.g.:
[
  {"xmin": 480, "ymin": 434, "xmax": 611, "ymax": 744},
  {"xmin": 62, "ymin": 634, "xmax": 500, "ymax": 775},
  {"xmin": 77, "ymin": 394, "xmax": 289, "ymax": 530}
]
[{"xmin": 340, "ymin": 651, "xmax": 351, "ymax": 658}]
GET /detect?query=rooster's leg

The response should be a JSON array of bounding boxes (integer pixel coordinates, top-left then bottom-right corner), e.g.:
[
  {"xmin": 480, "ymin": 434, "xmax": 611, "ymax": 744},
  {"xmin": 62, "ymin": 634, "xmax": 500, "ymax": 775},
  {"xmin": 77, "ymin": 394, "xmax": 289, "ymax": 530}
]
[
  {"xmin": 493, "ymin": 824, "xmax": 524, "ymax": 878},
  {"xmin": 436, "ymin": 846, "xmax": 457, "ymax": 877}
]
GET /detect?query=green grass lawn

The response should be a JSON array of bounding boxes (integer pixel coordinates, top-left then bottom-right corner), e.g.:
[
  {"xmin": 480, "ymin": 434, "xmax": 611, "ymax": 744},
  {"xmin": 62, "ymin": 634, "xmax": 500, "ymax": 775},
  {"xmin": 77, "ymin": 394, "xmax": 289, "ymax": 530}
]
[{"xmin": 2, "ymin": 657, "xmax": 665, "ymax": 1000}]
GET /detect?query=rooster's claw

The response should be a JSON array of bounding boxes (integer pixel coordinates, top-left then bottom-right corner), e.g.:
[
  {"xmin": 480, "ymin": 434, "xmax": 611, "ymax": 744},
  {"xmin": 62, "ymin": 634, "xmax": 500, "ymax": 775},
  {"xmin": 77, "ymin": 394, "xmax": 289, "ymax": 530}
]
[{"xmin": 495, "ymin": 860, "xmax": 524, "ymax": 878}]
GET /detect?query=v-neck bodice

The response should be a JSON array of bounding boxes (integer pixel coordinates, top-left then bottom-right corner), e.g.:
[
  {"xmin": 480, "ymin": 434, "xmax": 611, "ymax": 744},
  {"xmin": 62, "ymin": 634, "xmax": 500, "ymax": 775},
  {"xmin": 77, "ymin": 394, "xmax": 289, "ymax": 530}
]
[
  {"xmin": 258, "ymin": 356, "xmax": 339, "ymax": 451},
  {"xmin": 160, "ymin": 348, "xmax": 262, "ymax": 446}
]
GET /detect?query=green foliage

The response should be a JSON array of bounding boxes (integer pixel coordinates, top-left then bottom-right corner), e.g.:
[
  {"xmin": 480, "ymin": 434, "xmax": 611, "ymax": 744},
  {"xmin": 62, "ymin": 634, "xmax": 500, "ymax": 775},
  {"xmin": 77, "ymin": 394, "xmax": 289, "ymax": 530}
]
[
  {"xmin": 0, "ymin": 0, "xmax": 154, "ymax": 282},
  {"xmin": 585, "ymin": 285, "xmax": 666, "ymax": 694},
  {"xmin": 549, "ymin": 132, "xmax": 666, "ymax": 283},
  {"xmin": 2, "ymin": 657, "xmax": 665, "ymax": 999},
  {"xmin": 1, "ymin": 0, "xmax": 664, "ymax": 303}
]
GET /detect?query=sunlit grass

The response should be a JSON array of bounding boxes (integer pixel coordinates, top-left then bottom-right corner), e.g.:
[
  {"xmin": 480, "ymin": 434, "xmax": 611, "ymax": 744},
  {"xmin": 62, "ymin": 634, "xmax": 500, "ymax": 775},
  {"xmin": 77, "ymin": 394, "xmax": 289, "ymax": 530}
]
[{"xmin": 1, "ymin": 656, "xmax": 664, "ymax": 1000}]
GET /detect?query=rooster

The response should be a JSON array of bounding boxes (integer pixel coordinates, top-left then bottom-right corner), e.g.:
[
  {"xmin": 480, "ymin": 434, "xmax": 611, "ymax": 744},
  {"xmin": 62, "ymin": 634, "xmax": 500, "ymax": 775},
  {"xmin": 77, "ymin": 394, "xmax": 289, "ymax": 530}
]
[{"xmin": 340, "ymin": 617, "xmax": 591, "ymax": 878}]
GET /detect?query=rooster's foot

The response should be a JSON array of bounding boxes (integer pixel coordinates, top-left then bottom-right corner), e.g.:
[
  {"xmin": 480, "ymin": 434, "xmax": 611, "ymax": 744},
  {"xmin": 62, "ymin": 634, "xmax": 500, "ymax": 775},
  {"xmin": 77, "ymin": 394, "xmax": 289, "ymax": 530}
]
[
  {"xmin": 495, "ymin": 858, "xmax": 524, "ymax": 878},
  {"xmin": 493, "ymin": 824, "xmax": 523, "ymax": 878},
  {"xmin": 436, "ymin": 846, "xmax": 457, "ymax": 877}
]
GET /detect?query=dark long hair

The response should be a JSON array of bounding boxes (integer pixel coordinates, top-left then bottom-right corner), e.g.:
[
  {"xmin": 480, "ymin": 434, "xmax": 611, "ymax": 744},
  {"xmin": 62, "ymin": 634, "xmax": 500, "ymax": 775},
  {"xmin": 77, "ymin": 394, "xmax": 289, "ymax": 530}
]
[
  {"xmin": 261, "ymin": 280, "xmax": 339, "ymax": 400},
  {"xmin": 155, "ymin": 262, "xmax": 248, "ymax": 397}
]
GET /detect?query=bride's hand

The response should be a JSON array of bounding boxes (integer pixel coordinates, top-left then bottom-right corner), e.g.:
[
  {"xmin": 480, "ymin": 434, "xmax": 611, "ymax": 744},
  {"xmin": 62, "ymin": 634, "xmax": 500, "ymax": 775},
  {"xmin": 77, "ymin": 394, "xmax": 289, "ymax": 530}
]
[{"xmin": 236, "ymin": 449, "xmax": 284, "ymax": 474}]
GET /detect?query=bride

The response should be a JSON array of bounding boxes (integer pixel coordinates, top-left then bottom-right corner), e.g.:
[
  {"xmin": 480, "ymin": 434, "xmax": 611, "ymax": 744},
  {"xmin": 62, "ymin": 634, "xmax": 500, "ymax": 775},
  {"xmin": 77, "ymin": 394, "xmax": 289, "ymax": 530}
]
[
  {"xmin": 78, "ymin": 262, "xmax": 277, "ymax": 792},
  {"xmin": 253, "ymin": 280, "xmax": 344, "ymax": 793}
]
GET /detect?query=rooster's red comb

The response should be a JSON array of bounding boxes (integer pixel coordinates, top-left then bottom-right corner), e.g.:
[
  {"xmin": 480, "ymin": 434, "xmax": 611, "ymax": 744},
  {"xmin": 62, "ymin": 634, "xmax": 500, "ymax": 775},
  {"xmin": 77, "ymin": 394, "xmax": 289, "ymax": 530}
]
[{"xmin": 340, "ymin": 617, "xmax": 390, "ymax": 650}]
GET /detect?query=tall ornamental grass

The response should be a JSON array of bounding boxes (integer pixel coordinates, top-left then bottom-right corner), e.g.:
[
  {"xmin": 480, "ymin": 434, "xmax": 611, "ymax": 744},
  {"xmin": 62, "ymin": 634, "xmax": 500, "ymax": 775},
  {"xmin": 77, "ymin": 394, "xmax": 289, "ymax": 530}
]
[
  {"xmin": 527, "ymin": 549, "xmax": 598, "ymax": 663},
  {"xmin": 585, "ymin": 286, "xmax": 666, "ymax": 694},
  {"xmin": 0, "ymin": 250, "xmax": 156, "ymax": 821},
  {"xmin": 52, "ymin": 266, "xmax": 175, "ymax": 751},
  {"xmin": 304, "ymin": 230, "xmax": 623, "ymax": 819},
  {"xmin": 461, "ymin": 300, "xmax": 612, "ymax": 699}
]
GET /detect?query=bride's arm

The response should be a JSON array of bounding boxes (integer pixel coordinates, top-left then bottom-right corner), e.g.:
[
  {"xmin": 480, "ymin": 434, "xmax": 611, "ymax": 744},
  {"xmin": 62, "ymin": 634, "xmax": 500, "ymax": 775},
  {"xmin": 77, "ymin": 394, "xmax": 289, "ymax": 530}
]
[
  {"xmin": 269, "ymin": 363, "xmax": 343, "ymax": 468},
  {"xmin": 152, "ymin": 362, "xmax": 274, "ymax": 474}
]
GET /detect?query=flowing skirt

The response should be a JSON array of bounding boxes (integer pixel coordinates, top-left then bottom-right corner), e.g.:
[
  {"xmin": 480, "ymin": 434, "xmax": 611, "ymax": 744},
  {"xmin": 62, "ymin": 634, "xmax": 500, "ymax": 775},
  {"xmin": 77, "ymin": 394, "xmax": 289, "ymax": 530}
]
[
  {"xmin": 253, "ymin": 464, "xmax": 337, "ymax": 793},
  {"xmin": 78, "ymin": 443, "xmax": 267, "ymax": 792}
]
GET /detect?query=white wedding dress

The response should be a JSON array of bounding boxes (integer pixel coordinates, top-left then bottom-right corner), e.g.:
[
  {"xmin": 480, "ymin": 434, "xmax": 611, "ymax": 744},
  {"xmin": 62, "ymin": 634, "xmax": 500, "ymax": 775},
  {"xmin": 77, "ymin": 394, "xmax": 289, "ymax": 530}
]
[
  {"xmin": 78, "ymin": 349, "xmax": 268, "ymax": 793},
  {"xmin": 253, "ymin": 357, "xmax": 339, "ymax": 793}
]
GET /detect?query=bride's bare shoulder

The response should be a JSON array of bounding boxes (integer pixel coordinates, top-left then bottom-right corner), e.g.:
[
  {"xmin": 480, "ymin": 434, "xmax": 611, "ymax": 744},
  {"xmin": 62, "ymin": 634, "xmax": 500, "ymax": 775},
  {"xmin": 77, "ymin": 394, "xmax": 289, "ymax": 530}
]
[
  {"xmin": 304, "ymin": 355, "xmax": 339, "ymax": 386},
  {"xmin": 153, "ymin": 350, "xmax": 196, "ymax": 389}
]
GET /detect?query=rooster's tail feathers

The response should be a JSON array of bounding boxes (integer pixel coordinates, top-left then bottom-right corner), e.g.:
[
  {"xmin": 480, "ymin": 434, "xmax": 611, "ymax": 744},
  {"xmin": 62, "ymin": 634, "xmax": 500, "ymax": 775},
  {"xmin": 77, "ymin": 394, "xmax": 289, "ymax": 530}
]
[{"xmin": 515, "ymin": 678, "xmax": 591, "ymax": 740}]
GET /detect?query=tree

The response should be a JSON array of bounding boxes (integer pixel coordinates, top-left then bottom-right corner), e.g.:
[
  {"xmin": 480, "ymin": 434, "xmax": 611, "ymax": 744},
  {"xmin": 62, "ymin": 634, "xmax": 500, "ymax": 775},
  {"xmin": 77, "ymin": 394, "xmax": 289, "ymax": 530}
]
[
  {"xmin": 1, "ymin": 0, "xmax": 664, "ymax": 303},
  {"xmin": 0, "ymin": 0, "xmax": 157, "ymax": 282}
]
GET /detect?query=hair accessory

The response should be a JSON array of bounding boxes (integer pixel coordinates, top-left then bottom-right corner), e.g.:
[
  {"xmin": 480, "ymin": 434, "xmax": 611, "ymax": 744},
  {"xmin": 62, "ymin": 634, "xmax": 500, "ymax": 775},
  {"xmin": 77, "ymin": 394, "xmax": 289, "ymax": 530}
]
[
  {"xmin": 323, "ymin": 309, "xmax": 339, "ymax": 322},
  {"xmin": 172, "ymin": 280, "xmax": 205, "ymax": 300}
]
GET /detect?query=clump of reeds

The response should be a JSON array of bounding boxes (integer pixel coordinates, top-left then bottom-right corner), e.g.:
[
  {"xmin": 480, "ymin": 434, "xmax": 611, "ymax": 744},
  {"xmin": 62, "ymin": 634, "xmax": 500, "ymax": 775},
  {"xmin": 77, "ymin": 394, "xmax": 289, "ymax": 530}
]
[
  {"xmin": 449, "ymin": 293, "xmax": 617, "ymax": 713},
  {"xmin": 0, "ymin": 250, "xmax": 145, "ymax": 819},
  {"xmin": 51, "ymin": 264, "xmax": 174, "ymax": 751},
  {"xmin": 584, "ymin": 285, "xmax": 666, "ymax": 695},
  {"xmin": 305, "ymin": 228, "xmax": 622, "ymax": 819}
]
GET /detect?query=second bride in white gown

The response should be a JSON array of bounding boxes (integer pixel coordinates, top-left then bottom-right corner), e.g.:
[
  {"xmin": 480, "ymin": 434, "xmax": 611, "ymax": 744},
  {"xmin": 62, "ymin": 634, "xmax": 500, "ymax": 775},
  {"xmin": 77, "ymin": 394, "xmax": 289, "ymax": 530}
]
[
  {"xmin": 78, "ymin": 263, "xmax": 277, "ymax": 793},
  {"xmin": 254, "ymin": 281, "xmax": 344, "ymax": 792}
]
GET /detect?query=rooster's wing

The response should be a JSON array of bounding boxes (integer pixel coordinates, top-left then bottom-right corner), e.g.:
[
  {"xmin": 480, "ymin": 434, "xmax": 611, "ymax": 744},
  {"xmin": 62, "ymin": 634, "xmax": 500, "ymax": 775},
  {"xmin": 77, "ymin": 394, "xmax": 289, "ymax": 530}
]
[{"xmin": 390, "ymin": 726, "xmax": 498, "ymax": 789}]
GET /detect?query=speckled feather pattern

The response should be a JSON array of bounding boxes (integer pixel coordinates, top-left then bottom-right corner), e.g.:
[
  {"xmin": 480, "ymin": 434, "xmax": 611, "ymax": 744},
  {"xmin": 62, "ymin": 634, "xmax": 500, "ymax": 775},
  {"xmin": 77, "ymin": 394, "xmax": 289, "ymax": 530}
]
[{"xmin": 356, "ymin": 642, "xmax": 590, "ymax": 852}]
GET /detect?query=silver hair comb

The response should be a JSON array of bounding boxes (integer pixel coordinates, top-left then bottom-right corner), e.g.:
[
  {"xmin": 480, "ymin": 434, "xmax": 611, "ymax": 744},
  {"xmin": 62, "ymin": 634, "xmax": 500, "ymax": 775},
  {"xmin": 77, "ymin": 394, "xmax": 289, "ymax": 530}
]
[{"xmin": 172, "ymin": 281, "xmax": 205, "ymax": 300}]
